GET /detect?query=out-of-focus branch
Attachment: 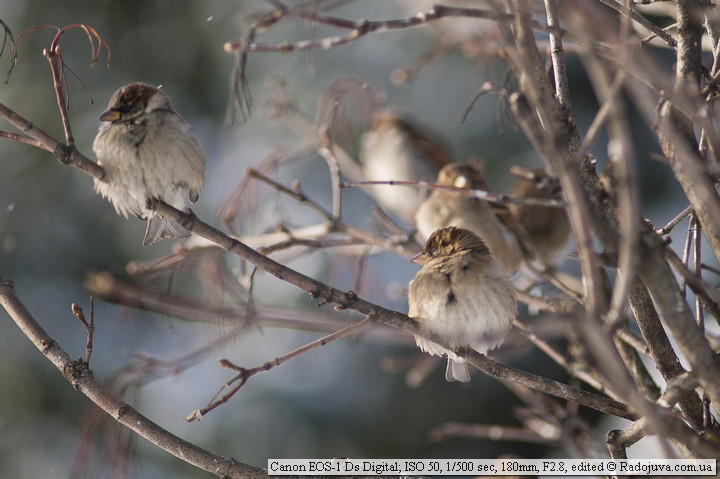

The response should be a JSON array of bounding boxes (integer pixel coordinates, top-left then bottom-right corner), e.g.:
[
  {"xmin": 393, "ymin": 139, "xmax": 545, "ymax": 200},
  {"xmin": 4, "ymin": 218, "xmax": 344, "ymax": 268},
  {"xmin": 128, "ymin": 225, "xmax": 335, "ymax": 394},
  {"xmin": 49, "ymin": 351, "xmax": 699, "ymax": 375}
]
[
  {"xmin": 598, "ymin": 0, "xmax": 678, "ymax": 47},
  {"xmin": 429, "ymin": 422, "xmax": 560, "ymax": 445},
  {"xmin": 224, "ymin": 2, "xmax": 557, "ymax": 120},
  {"xmin": 626, "ymin": 276, "xmax": 705, "ymax": 428},
  {"xmin": 618, "ymin": 0, "xmax": 720, "ymax": 410},
  {"xmin": 225, "ymin": 4, "xmax": 522, "ymax": 55},
  {"xmin": 0, "ymin": 91, "xmax": 633, "ymax": 420},
  {"xmin": 341, "ymin": 180, "xmax": 565, "ymax": 208},
  {"xmin": 508, "ymin": 92, "xmax": 604, "ymax": 316},
  {"xmin": 575, "ymin": 313, "xmax": 677, "ymax": 457},
  {"xmin": 502, "ymin": 2, "xmax": 610, "ymax": 324},
  {"xmin": 0, "ymin": 277, "xmax": 267, "ymax": 479},
  {"xmin": 247, "ymin": 169, "xmax": 420, "ymax": 256},
  {"xmin": 580, "ymin": 44, "xmax": 640, "ymax": 330},
  {"xmin": 561, "ymin": 2, "xmax": 711, "ymax": 428},
  {"xmin": 464, "ymin": 350, "xmax": 635, "ymax": 420},
  {"xmin": 637, "ymin": 225, "xmax": 720, "ymax": 411},
  {"xmin": 606, "ymin": 372, "xmax": 720, "ymax": 459},
  {"xmin": 658, "ymin": 0, "xmax": 720, "ymax": 264},
  {"xmin": 665, "ymin": 246, "xmax": 720, "ymax": 318},
  {"xmin": 147, "ymin": 198, "xmax": 633, "ymax": 419},
  {"xmin": 512, "ymin": 317, "xmax": 608, "ymax": 395}
]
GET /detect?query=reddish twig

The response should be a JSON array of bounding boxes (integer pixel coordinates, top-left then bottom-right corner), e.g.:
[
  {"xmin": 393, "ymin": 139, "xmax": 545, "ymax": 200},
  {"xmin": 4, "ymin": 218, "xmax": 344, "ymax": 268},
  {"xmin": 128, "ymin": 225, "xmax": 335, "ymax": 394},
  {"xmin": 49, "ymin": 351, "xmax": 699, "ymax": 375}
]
[{"xmin": 14, "ymin": 24, "xmax": 110, "ymax": 146}]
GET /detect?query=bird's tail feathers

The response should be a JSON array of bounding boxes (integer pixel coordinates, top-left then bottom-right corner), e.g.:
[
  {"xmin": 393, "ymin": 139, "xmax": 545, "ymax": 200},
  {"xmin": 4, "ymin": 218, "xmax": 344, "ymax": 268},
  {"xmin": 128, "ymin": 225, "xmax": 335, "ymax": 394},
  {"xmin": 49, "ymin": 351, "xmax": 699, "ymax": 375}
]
[
  {"xmin": 143, "ymin": 216, "xmax": 191, "ymax": 246},
  {"xmin": 446, "ymin": 358, "xmax": 470, "ymax": 382}
]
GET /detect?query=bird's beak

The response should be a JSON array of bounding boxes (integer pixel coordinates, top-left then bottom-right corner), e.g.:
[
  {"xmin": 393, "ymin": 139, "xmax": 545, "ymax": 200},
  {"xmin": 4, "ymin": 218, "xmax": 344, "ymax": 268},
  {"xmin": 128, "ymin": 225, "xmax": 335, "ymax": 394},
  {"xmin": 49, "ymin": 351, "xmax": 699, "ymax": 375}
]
[
  {"xmin": 410, "ymin": 251, "xmax": 428, "ymax": 265},
  {"xmin": 99, "ymin": 108, "xmax": 122, "ymax": 122}
]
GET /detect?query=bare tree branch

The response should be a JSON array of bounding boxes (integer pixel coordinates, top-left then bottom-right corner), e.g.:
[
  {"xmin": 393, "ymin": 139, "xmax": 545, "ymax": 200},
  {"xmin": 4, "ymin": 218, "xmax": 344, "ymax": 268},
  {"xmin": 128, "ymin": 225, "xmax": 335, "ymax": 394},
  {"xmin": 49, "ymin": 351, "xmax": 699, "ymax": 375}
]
[
  {"xmin": 0, "ymin": 277, "xmax": 268, "ymax": 479},
  {"xmin": 658, "ymin": 0, "xmax": 720, "ymax": 263}
]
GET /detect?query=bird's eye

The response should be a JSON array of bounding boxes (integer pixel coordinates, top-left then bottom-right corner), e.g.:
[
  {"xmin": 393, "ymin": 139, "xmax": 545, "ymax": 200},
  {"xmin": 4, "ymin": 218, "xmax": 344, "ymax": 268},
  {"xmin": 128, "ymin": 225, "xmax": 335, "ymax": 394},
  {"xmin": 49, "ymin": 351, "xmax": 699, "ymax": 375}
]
[{"xmin": 429, "ymin": 247, "xmax": 438, "ymax": 256}]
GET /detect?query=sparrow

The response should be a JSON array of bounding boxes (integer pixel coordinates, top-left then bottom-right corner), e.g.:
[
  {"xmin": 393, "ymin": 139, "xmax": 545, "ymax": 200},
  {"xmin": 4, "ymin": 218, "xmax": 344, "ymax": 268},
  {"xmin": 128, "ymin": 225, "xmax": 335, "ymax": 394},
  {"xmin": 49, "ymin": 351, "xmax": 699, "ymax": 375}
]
[
  {"xmin": 93, "ymin": 83, "xmax": 206, "ymax": 246},
  {"xmin": 414, "ymin": 163, "xmax": 522, "ymax": 275},
  {"xmin": 359, "ymin": 107, "xmax": 452, "ymax": 223},
  {"xmin": 507, "ymin": 167, "xmax": 569, "ymax": 265},
  {"xmin": 408, "ymin": 226, "xmax": 517, "ymax": 382}
]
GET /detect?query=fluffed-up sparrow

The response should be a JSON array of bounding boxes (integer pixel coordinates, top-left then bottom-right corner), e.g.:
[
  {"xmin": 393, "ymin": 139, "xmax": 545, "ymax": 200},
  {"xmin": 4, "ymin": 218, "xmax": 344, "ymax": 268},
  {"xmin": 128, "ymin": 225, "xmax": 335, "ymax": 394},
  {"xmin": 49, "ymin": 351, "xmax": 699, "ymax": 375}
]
[
  {"xmin": 93, "ymin": 83, "xmax": 206, "ymax": 246},
  {"xmin": 359, "ymin": 107, "xmax": 452, "ymax": 223},
  {"xmin": 414, "ymin": 162, "xmax": 522, "ymax": 275},
  {"xmin": 507, "ymin": 167, "xmax": 569, "ymax": 265},
  {"xmin": 408, "ymin": 226, "xmax": 517, "ymax": 382}
]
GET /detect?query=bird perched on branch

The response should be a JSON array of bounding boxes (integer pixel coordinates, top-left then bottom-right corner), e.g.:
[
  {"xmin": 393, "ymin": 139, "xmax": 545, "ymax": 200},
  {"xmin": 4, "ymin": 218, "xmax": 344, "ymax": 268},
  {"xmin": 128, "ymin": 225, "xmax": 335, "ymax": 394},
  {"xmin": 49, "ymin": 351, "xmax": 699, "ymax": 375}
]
[
  {"xmin": 93, "ymin": 82, "xmax": 206, "ymax": 246},
  {"xmin": 359, "ymin": 107, "xmax": 452, "ymax": 223},
  {"xmin": 506, "ymin": 167, "xmax": 570, "ymax": 266},
  {"xmin": 415, "ymin": 163, "xmax": 522, "ymax": 275},
  {"xmin": 408, "ymin": 226, "xmax": 517, "ymax": 382}
]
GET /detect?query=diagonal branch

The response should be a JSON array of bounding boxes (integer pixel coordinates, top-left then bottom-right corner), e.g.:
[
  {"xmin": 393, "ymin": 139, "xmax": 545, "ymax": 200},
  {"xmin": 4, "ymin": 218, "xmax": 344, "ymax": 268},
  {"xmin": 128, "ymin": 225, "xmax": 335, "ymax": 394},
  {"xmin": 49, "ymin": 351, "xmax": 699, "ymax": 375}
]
[
  {"xmin": 658, "ymin": 0, "xmax": 720, "ymax": 264},
  {"xmin": 0, "ymin": 277, "xmax": 267, "ymax": 479},
  {"xmin": 0, "ymin": 96, "xmax": 634, "ymax": 420},
  {"xmin": 188, "ymin": 318, "xmax": 372, "ymax": 421}
]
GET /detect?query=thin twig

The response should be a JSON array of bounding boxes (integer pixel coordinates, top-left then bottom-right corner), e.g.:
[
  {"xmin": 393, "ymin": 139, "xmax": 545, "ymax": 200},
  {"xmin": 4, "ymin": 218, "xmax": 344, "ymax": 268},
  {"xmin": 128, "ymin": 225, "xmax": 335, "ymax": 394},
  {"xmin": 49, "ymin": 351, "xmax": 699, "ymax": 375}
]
[
  {"xmin": 247, "ymin": 167, "xmax": 334, "ymax": 220},
  {"xmin": 544, "ymin": 0, "xmax": 570, "ymax": 108},
  {"xmin": 615, "ymin": 328, "xmax": 651, "ymax": 358},
  {"xmin": 460, "ymin": 81, "xmax": 510, "ymax": 124},
  {"xmin": 15, "ymin": 25, "xmax": 110, "ymax": 146},
  {"xmin": 429, "ymin": 422, "xmax": 559, "ymax": 445},
  {"xmin": 464, "ymin": 349, "xmax": 635, "ymax": 420},
  {"xmin": 225, "ymin": 5, "xmax": 525, "ymax": 55},
  {"xmin": 692, "ymin": 216, "xmax": 705, "ymax": 330},
  {"xmin": 317, "ymin": 125, "xmax": 342, "ymax": 219},
  {"xmin": 597, "ymin": 0, "xmax": 677, "ymax": 47},
  {"xmin": 512, "ymin": 317, "xmax": 607, "ymax": 394},
  {"xmin": 656, "ymin": 204, "xmax": 694, "ymax": 235},
  {"xmin": 370, "ymin": 206, "xmax": 412, "ymax": 238},
  {"xmin": 391, "ymin": 43, "xmax": 454, "ymax": 86},
  {"xmin": 71, "ymin": 298, "xmax": 95, "ymax": 364},
  {"xmin": 341, "ymin": 180, "xmax": 565, "ymax": 208},
  {"xmin": 188, "ymin": 317, "xmax": 372, "ymax": 421},
  {"xmin": 0, "ymin": 130, "xmax": 51, "ymax": 151},
  {"xmin": 247, "ymin": 169, "xmax": 420, "ymax": 256},
  {"xmin": 606, "ymin": 370, "xmax": 720, "ymax": 459},
  {"xmin": 0, "ymin": 101, "xmax": 104, "ymax": 176},
  {"xmin": 579, "ymin": 25, "xmax": 641, "ymax": 330},
  {"xmin": 665, "ymin": 243, "xmax": 720, "ymax": 319},
  {"xmin": 577, "ymin": 72, "xmax": 625, "ymax": 161},
  {"xmin": 680, "ymin": 212, "xmax": 696, "ymax": 295}
]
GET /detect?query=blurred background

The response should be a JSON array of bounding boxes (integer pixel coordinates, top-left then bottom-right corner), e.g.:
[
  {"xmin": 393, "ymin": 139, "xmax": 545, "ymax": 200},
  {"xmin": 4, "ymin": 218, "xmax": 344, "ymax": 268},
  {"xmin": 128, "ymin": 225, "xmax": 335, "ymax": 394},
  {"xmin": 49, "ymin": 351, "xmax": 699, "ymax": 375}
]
[{"xmin": 0, "ymin": 1, "xmax": 701, "ymax": 478}]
